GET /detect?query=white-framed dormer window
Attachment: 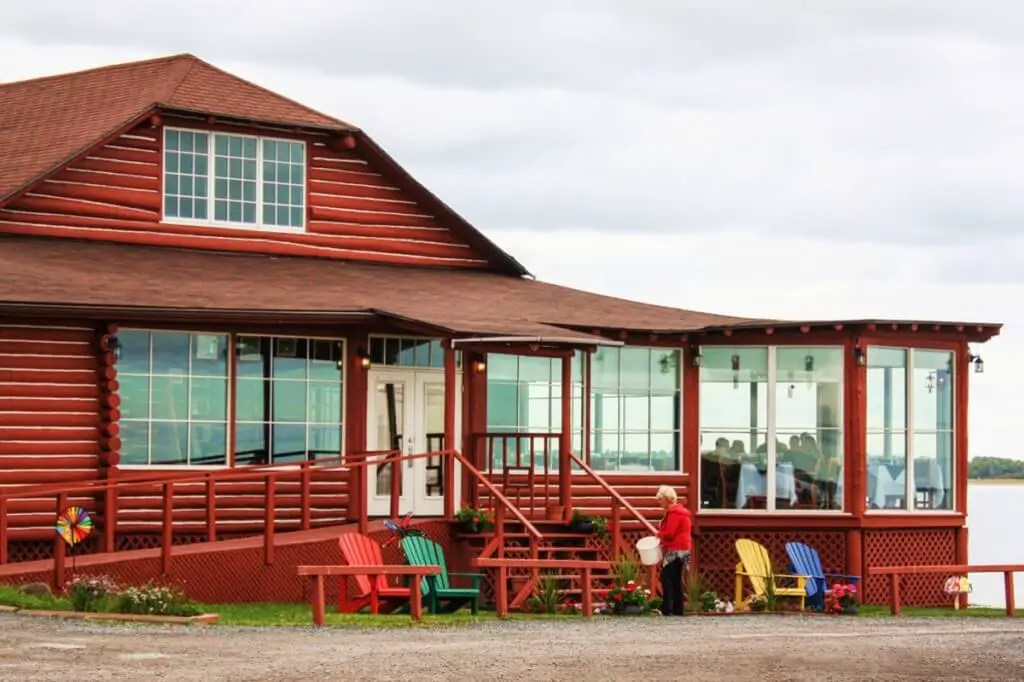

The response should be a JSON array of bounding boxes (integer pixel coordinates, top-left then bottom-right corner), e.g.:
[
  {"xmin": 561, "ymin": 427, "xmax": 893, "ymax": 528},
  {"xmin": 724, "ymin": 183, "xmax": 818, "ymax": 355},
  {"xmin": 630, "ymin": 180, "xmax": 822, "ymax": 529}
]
[{"xmin": 162, "ymin": 127, "xmax": 306, "ymax": 231}]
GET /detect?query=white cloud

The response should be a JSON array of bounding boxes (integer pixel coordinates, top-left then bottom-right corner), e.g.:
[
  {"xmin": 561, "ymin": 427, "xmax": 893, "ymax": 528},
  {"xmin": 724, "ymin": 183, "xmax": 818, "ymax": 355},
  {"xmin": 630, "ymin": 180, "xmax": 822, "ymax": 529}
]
[{"xmin": 0, "ymin": 3, "xmax": 1018, "ymax": 459}]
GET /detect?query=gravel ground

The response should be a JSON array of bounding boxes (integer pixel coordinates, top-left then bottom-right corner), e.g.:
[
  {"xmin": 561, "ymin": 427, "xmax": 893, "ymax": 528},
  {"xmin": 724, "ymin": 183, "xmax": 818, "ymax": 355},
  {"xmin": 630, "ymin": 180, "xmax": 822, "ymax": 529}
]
[{"xmin": 1, "ymin": 614, "xmax": 1023, "ymax": 681}]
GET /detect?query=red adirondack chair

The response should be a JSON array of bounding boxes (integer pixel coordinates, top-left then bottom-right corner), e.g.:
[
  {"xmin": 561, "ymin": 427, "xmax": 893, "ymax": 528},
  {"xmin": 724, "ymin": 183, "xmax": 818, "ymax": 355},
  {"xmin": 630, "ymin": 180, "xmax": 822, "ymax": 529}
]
[{"xmin": 337, "ymin": 533, "xmax": 412, "ymax": 614}]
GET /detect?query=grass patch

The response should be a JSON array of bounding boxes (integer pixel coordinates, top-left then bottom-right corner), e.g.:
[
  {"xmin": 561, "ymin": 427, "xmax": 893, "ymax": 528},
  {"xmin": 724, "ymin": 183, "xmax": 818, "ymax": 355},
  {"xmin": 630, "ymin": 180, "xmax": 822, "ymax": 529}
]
[
  {"xmin": 212, "ymin": 602, "xmax": 581, "ymax": 628},
  {"xmin": 0, "ymin": 585, "xmax": 72, "ymax": 611},
  {"xmin": 859, "ymin": 604, "xmax": 1016, "ymax": 618}
]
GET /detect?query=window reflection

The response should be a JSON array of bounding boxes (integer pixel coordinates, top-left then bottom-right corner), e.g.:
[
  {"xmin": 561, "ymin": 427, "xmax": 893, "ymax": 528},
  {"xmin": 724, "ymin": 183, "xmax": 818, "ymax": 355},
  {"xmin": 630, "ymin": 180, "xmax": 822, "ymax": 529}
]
[{"xmin": 699, "ymin": 347, "xmax": 844, "ymax": 511}]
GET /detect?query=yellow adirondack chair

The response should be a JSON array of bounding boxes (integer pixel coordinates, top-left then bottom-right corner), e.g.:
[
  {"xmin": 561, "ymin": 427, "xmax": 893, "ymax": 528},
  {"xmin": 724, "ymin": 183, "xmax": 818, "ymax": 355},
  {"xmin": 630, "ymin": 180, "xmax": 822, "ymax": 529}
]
[{"xmin": 734, "ymin": 539, "xmax": 808, "ymax": 610}]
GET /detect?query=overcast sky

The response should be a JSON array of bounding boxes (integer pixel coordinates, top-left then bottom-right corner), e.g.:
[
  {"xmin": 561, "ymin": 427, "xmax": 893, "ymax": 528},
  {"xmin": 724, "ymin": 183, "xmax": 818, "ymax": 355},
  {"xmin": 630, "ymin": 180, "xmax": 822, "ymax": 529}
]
[{"xmin": 1, "ymin": 1, "xmax": 1018, "ymax": 461}]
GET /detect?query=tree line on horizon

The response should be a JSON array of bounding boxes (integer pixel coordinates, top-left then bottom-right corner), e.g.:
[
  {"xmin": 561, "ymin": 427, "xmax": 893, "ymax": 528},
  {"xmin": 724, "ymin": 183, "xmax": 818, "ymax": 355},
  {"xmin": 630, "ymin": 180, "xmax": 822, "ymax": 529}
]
[{"xmin": 969, "ymin": 456, "xmax": 1024, "ymax": 479}]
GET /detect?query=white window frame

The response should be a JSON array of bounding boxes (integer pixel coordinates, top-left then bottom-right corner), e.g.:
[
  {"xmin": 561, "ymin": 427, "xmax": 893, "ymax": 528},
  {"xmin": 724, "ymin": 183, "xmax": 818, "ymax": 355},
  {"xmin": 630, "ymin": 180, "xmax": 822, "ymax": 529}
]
[
  {"xmin": 698, "ymin": 345, "xmax": 848, "ymax": 514},
  {"xmin": 161, "ymin": 126, "xmax": 307, "ymax": 233},
  {"xmin": 866, "ymin": 346, "xmax": 956, "ymax": 514}
]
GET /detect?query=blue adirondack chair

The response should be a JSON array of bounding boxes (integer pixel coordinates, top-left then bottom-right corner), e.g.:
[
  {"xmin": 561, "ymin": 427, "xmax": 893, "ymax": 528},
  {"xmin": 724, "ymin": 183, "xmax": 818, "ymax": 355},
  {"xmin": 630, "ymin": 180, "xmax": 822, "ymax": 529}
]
[{"xmin": 784, "ymin": 541, "xmax": 860, "ymax": 610}]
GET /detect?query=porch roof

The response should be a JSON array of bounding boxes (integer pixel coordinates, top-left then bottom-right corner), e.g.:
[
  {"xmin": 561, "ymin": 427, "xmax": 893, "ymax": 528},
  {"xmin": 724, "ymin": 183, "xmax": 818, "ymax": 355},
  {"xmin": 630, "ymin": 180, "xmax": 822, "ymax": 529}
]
[{"xmin": 0, "ymin": 235, "xmax": 755, "ymax": 339}]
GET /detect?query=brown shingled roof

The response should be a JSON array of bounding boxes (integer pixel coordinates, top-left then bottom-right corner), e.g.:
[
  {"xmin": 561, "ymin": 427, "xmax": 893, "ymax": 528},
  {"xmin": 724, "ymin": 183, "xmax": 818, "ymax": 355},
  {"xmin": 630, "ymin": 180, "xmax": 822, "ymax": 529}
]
[
  {"xmin": 0, "ymin": 54, "xmax": 352, "ymax": 204},
  {"xmin": 0, "ymin": 236, "xmax": 755, "ymax": 336}
]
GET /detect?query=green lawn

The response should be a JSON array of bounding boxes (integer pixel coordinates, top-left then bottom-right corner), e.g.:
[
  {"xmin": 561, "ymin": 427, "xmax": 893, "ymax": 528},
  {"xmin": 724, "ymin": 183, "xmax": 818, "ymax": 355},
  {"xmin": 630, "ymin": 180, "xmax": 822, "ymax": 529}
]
[
  {"xmin": 858, "ymin": 604, "xmax": 1016, "ymax": 618},
  {"xmin": 210, "ymin": 602, "xmax": 579, "ymax": 628}
]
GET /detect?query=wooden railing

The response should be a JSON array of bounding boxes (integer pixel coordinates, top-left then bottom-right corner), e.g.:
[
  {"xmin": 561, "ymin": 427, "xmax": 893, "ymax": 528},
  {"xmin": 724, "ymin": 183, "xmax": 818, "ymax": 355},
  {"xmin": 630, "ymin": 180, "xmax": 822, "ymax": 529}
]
[
  {"xmin": 475, "ymin": 557, "xmax": 611, "ymax": 617},
  {"xmin": 568, "ymin": 452, "xmax": 658, "ymax": 555},
  {"xmin": 475, "ymin": 432, "xmax": 561, "ymax": 516},
  {"xmin": 869, "ymin": 564, "xmax": 1024, "ymax": 616}
]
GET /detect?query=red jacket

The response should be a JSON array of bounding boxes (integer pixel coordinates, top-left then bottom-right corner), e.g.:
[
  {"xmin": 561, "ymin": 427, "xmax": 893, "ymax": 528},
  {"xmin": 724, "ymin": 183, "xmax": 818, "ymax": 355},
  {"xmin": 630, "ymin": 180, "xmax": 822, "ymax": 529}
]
[{"xmin": 657, "ymin": 503, "xmax": 692, "ymax": 552}]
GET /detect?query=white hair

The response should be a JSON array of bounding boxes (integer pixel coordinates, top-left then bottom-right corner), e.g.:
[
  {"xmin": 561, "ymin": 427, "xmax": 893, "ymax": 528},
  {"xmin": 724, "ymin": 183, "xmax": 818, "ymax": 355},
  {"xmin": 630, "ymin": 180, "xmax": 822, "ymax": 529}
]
[{"xmin": 655, "ymin": 485, "xmax": 677, "ymax": 504}]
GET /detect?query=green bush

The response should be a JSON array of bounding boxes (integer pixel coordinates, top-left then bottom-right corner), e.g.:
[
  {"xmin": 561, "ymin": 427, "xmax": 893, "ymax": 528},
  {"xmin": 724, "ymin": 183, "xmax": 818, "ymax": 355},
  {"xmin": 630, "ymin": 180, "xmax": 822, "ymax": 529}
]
[
  {"xmin": 117, "ymin": 581, "xmax": 202, "ymax": 617},
  {"xmin": 66, "ymin": 575, "xmax": 120, "ymax": 613}
]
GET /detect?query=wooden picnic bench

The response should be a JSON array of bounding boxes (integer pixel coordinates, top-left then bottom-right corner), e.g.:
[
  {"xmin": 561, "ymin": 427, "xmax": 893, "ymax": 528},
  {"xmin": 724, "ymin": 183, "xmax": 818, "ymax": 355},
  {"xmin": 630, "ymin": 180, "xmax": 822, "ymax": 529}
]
[
  {"xmin": 869, "ymin": 563, "xmax": 1024, "ymax": 616},
  {"xmin": 296, "ymin": 565, "xmax": 442, "ymax": 624}
]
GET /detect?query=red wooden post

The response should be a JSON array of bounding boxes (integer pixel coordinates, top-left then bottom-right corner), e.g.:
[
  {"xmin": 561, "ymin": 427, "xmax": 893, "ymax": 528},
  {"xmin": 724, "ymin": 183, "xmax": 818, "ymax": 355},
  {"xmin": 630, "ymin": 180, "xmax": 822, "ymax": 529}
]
[
  {"xmin": 496, "ymin": 565, "xmax": 508, "ymax": 618},
  {"xmin": 0, "ymin": 498, "xmax": 8, "ymax": 565},
  {"xmin": 610, "ymin": 505, "xmax": 621, "ymax": 561},
  {"xmin": 443, "ymin": 343, "xmax": 457, "ymax": 518},
  {"xmin": 581, "ymin": 567, "xmax": 593, "ymax": 617},
  {"xmin": 54, "ymin": 493, "xmax": 67, "ymax": 589},
  {"xmin": 1004, "ymin": 571, "xmax": 1016, "ymax": 617},
  {"xmin": 264, "ymin": 474, "xmax": 276, "ymax": 566},
  {"xmin": 161, "ymin": 483, "xmax": 173, "ymax": 575},
  {"xmin": 300, "ymin": 463, "xmax": 312, "ymax": 530},
  {"xmin": 558, "ymin": 355, "xmax": 572, "ymax": 508},
  {"xmin": 390, "ymin": 451, "xmax": 401, "ymax": 519},
  {"xmin": 410, "ymin": 572, "xmax": 423, "ymax": 622},
  {"xmin": 647, "ymin": 563, "xmax": 658, "ymax": 597},
  {"xmin": 312, "ymin": 575, "xmax": 326, "ymax": 626},
  {"xmin": 369, "ymin": 577, "xmax": 380, "ymax": 614},
  {"xmin": 205, "ymin": 476, "xmax": 217, "ymax": 542},
  {"xmin": 890, "ymin": 573, "xmax": 902, "ymax": 616},
  {"xmin": 495, "ymin": 505, "xmax": 506, "ymax": 558},
  {"xmin": 102, "ymin": 478, "xmax": 116, "ymax": 553}
]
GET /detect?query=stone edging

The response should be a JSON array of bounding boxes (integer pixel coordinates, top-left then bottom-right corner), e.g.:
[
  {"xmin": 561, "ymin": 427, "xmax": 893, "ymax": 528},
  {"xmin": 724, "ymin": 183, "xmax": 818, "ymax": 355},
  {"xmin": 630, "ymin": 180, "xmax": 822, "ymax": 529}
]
[{"xmin": 0, "ymin": 605, "xmax": 218, "ymax": 625}]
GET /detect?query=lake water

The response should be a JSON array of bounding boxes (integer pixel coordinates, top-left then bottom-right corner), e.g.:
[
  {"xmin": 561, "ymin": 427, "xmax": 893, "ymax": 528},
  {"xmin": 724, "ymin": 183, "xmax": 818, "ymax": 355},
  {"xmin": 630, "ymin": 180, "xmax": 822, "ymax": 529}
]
[{"xmin": 967, "ymin": 482, "xmax": 1023, "ymax": 607}]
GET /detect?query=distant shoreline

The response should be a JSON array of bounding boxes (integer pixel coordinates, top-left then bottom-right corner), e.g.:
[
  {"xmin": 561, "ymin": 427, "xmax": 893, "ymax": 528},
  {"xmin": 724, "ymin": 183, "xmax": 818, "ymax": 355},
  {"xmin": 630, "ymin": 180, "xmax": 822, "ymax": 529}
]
[{"xmin": 968, "ymin": 478, "xmax": 1024, "ymax": 485}]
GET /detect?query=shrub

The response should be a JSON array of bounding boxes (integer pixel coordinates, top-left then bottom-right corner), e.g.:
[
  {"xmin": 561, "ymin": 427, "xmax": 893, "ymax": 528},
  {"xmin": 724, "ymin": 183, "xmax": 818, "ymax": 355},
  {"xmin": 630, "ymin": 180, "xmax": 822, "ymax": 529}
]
[
  {"xmin": 117, "ymin": 581, "xmax": 202, "ymax": 617},
  {"xmin": 66, "ymin": 575, "xmax": 120, "ymax": 613}
]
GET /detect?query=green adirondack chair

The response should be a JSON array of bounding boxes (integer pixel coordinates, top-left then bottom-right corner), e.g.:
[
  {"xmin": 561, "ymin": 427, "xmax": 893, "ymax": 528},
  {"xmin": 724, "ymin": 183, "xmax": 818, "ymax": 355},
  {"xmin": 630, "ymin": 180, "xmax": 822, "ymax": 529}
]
[{"xmin": 400, "ymin": 535, "xmax": 483, "ymax": 614}]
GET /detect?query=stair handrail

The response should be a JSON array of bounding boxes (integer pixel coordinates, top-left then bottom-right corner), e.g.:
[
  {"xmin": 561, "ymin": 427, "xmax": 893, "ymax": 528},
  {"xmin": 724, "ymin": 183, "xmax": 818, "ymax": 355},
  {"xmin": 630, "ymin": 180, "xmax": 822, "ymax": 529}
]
[
  {"xmin": 449, "ymin": 449, "xmax": 542, "ymax": 542},
  {"xmin": 568, "ymin": 452, "xmax": 658, "ymax": 535}
]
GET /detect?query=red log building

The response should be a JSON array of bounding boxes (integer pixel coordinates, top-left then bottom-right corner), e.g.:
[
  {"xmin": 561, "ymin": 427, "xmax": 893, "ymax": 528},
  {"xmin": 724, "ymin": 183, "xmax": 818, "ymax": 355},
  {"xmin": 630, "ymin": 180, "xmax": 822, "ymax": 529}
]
[{"xmin": 0, "ymin": 55, "xmax": 1000, "ymax": 607}]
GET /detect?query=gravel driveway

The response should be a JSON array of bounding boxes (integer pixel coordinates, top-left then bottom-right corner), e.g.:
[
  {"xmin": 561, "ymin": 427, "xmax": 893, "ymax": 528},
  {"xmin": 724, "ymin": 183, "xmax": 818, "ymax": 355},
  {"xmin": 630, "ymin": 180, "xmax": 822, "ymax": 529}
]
[{"xmin": 1, "ymin": 614, "xmax": 1023, "ymax": 681}]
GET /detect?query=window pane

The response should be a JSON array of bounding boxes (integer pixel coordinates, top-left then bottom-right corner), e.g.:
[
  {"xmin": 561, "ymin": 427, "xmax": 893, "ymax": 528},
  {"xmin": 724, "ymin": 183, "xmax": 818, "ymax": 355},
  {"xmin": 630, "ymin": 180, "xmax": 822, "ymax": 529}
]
[
  {"xmin": 119, "ymin": 421, "xmax": 150, "ymax": 465},
  {"xmin": 150, "ymin": 376, "xmax": 188, "ymax": 420},
  {"xmin": 272, "ymin": 424, "xmax": 307, "ymax": 461},
  {"xmin": 236, "ymin": 379, "xmax": 266, "ymax": 422},
  {"xmin": 518, "ymin": 356, "xmax": 551, "ymax": 383},
  {"xmin": 191, "ymin": 334, "xmax": 227, "ymax": 376},
  {"xmin": 190, "ymin": 378, "xmax": 227, "ymax": 421},
  {"xmin": 261, "ymin": 139, "xmax": 305, "ymax": 229},
  {"xmin": 486, "ymin": 382, "xmax": 518, "ymax": 427},
  {"xmin": 591, "ymin": 430, "xmax": 620, "ymax": 471},
  {"xmin": 650, "ymin": 432, "xmax": 679, "ymax": 472},
  {"xmin": 307, "ymin": 425, "xmax": 342, "ymax": 456},
  {"xmin": 699, "ymin": 347, "xmax": 768, "ymax": 429},
  {"xmin": 151, "ymin": 422, "xmax": 189, "ymax": 465},
  {"xmin": 273, "ymin": 380, "xmax": 307, "ymax": 422},
  {"xmin": 308, "ymin": 382, "xmax": 342, "ymax": 423},
  {"xmin": 622, "ymin": 394, "xmax": 649, "ymax": 431},
  {"xmin": 151, "ymin": 332, "xmax": 189, "ymax": 375},
  {"xmin": 650, "ymin": 394, "xmax": 679, "ymax": 431},
  {"xmin": 117, "ymin": 331, "xmax": 151, "ymax": 374},
  {"xmin": 592, "ymin": 347, "xmax": 619, "ymax": 389},
  {"xmin": 775, "ymin": 347, "xmax": 843, "ymax": 432},
  {"xmin": 163, "ymin": 129, "xmax": 210, "ymax": 222},
  {"xmin": 487, "ymin": 354, "xmax": 518, "ymax": 381},
  {"xmin": 236, "ymin": 336, "xmax": 267, "ymax": 379},
  {"xmin": 119, "ymin": 375, "xmax": 150, "ymax": 420},
  {"xmin": 651, "ymin": 350, "xmax": 680, "ymax": 391},
  {"xmin": 867, "ymin": 431, "xmax": 908, "ymax": 510},
  {"xmin": 867, "ymin": 347, "xmax": 907, "ymax": 430},
  {"xmin": 619, "ymin": 347, "xmax": 650, "ymax": 391},
  {"xmin": 235, "ymin": 423, "xmax": 267, "ymax": 466},
  {"xmin": 190, "ymin": 423, "xmax": 227, "ymax": 466},
  {"xmin": 273, "ymin": 338, "xmax": 307, "ymax": 379},
  {"xmin": 699, "ymin": 430, "xmax": 770, "ymax": 509},
  {"xmin": 309, "ymin": 340, "xmax": 342, "ymax": 381},
  {"xmin": 213, "ymin": 133, "xmax": 258, "ymax": 226},
  {"xmin": 912, "ymin": 431, "xmax": 953, "ymax": 510},
  {"xmin": 913, "ymin": 350, "xmax": 954, "ymax": 432}
]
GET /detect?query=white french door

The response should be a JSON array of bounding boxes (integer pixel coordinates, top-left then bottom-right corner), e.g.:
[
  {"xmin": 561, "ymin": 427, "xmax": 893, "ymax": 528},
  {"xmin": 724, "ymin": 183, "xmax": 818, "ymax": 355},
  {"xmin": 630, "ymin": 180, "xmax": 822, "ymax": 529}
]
[{"xmin": 366, "ymin": 369, "xmax": 460, "ymax": 517}]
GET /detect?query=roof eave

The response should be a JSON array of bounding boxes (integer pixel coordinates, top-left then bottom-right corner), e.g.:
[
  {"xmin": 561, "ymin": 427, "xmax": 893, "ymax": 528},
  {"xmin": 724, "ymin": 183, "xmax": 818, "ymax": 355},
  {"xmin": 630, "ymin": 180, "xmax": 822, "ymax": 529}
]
[{"xmin": 153, "ymin": 104, "xmax": 359, "ymax": 134}]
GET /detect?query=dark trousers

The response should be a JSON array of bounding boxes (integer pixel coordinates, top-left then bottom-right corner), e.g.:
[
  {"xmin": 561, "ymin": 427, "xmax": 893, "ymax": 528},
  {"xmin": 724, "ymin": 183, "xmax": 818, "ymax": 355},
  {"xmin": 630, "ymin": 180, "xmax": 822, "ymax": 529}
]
[{"xmin": 660, "ymin": 557, "xmax": 685, "ymax": 616}]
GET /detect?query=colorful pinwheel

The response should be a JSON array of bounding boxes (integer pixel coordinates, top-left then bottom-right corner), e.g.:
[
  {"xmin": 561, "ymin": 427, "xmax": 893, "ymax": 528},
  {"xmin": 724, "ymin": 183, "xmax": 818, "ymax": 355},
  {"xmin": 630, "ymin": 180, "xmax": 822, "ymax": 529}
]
[
  {"xmin": 55, "ymin": 506, "xmax": 93, "ymax": 547},
  {"xmin": 382, "ymin": 511, "xmax": 424, "ymax": 547}
]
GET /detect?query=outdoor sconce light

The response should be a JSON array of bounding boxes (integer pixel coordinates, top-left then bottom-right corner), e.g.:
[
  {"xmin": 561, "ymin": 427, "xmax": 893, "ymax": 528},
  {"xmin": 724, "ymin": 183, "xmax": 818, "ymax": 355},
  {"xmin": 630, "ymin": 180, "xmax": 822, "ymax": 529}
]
[
  {"xmin": 853, "ymin": 346, "xmax": 866, "ymax": 367},
  {"xmin": 99, "ymin": 334, "xmax": 122, "ymax": 360},
  {"xmin": 356, "ymin": 346, "xmax": 371, "ymax": 369},
  {"xmin": 472, "ymin": 359, "xmax": 487, "ymax": 374},
  {"xmin": 804, "ymin": 355, "xmax": 814, "ymax": 372},
  {"xmin": 731, "ymin": 354, "xmax": 741, "ymax": 371},
  {"xmin": 690, "ymin": 345, "xmax": 702, "ymax": 367},
  {"xmin": 969, "ymin": 353, "xmax": 984, "ymax": 374}
]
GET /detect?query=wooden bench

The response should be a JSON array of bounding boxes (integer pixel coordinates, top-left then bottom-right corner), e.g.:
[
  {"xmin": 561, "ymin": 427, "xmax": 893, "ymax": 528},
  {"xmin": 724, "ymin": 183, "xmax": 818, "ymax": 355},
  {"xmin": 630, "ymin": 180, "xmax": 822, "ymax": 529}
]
[
  {"xmin": 296, "ymin": 565, "xmax": 442, "ymax": 624},
  {"xmin": 869, "ymin": 564, "xmax": 1024, "ymax": 616}
]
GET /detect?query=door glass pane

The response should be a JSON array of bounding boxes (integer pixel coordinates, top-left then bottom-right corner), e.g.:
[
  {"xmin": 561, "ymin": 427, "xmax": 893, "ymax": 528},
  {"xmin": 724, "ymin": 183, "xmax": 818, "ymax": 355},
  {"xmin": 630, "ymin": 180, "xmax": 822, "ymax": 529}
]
[
  {"xmin": 422, "ymin": 382, "xmax": 445, "ymax": 498},
  {"xmin": 374, "ymin": 381, "xmax": 405, "ymax": 496}
]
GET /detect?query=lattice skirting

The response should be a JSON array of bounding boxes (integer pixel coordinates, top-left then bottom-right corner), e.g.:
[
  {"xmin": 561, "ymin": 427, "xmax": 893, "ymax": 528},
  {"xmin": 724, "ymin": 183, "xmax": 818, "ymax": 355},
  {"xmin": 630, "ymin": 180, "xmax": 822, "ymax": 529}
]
[
  {"xmin": 697, "ymin": 529, "xmax": 847, "ymax": 604},
  {"xmin": 863, "ymin": 528, "xmax": 956, "ymax": 606}
]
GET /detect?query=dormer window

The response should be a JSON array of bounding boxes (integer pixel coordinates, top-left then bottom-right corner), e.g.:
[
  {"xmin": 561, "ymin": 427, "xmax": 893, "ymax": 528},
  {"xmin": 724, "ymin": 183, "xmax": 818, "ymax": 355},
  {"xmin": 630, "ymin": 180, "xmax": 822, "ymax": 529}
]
[{"xmin": 162, "ymin": 128, "xmax": 306, "ymax": 231}]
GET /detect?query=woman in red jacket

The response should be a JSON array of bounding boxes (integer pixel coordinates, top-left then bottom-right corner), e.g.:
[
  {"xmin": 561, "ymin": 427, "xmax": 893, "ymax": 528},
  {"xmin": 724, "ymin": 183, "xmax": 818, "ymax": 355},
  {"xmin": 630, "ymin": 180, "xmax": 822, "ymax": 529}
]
[{"xmin": 655, "ymin": 485, "xmax": 692, "ymax": 616}]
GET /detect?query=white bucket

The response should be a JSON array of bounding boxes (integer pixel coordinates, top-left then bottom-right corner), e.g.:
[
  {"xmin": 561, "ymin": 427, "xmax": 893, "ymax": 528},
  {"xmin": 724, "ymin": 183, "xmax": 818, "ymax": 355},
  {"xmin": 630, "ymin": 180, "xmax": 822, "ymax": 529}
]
[{"xmin": 636, "ymin": 536, "xmax": 662, "ymax": 566}]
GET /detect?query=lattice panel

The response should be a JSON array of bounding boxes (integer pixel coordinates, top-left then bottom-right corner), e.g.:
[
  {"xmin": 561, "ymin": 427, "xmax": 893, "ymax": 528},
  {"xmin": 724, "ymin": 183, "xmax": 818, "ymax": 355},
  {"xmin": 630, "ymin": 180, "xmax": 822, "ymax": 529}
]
[
  {"xmin": 7, "ymin": 540, "xmax": 56, "ymax": 563},
  {"xmin": 698, "ymin": 529, "xmax": 846, "ymax": 602},
  {"xmin": 863, "ymin": 528, "xmax": 955, "ymax": 606}
]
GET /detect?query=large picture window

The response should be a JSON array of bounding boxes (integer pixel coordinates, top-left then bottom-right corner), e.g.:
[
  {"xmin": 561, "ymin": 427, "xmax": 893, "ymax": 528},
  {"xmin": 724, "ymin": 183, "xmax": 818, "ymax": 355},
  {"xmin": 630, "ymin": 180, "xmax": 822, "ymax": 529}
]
[
  {"xmin": 589, "ymin": 347, "xmax": 681, "ymax": 472},
  {"xmin": 118, "ymin": 330, "xmax": 230, "ymax": 466},
  {"xmin": 235, "ymin": 336, "xmax": 344, "ymax": 465},
  {"xmin": 866, "ymin": 347, "xmax": 953, "ymax": 511},
  {"xmin": 699, "ymin": 346, "xmax": 844, "ymax": 511},
  {"xmin": 485, "ymin": 353, "xmax": 584, "ymax": 470},
  {"xmin": 163, "ymin": 128, "xmax": 306, "ymax": 231}
]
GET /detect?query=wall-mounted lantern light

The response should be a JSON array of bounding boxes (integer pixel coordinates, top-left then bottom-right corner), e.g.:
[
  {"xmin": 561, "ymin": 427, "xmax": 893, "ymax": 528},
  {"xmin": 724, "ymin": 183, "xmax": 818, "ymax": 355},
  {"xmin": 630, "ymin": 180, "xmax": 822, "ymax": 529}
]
[
  {"xmin": 472, "ymin": 359, "xmax": 487, "ymax": 374},
  {"xmin": 690, "ymin": 345, "xmax": 702, "ymax": 368},
  {"xmin": 356, "ymin": 346, "xmax": 371, "ymax": 369},
  {"xmin": 100, "ymin": 334, "xmax": 122, "ymax": 360},
  {"xmin": 853, "ymin": 346, "xmax": 866, "ymax": 367},
  {"xmin": 968, "ymin": 352, "xmax": 984, "ymax": 374}
]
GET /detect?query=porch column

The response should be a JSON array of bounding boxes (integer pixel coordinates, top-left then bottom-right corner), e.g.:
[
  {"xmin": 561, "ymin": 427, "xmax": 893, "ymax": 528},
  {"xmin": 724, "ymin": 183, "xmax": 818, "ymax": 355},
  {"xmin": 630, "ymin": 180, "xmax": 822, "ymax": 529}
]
[
  {"xmin": 559, "ymin": 354, "xmax": 573, "ymax": 508},
  {"xmin": 443, "ymin": 342, "xmax": 458, "ymax": 518}
]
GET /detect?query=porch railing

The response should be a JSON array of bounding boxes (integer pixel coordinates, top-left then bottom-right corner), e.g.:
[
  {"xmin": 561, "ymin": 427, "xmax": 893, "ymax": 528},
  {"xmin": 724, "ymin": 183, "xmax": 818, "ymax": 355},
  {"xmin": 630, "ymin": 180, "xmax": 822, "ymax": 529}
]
[{"xmin": 475, "ymin": 432, "xmax": 561, "ymax": 516}]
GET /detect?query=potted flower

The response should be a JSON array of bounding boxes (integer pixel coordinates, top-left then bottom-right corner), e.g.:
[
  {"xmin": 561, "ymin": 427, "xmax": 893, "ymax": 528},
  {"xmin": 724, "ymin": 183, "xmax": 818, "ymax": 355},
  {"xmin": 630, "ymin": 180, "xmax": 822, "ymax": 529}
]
[
  {"xmin": 606, "ymin": 579, "xmax": 658, "ymax": 615},
  {"xmin": 825, "ymin": 582, "xmax": 859, "ymax": 615},
  {"xmin": 452, "ymin": 506, "xmax": 494, "ymax": 534},
  {"xmin": 567, "ymin": 510, "xmax": 594, "ymax": 534}
]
